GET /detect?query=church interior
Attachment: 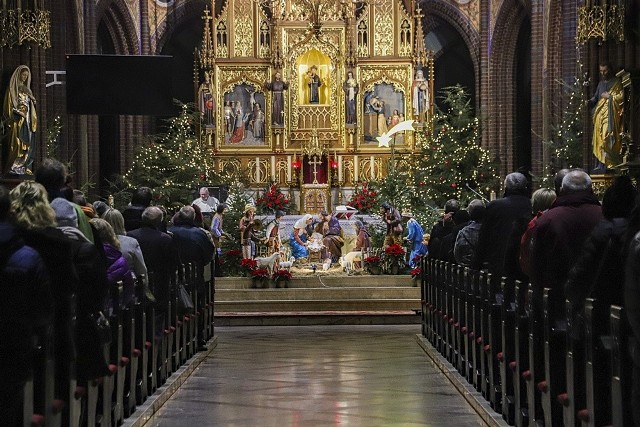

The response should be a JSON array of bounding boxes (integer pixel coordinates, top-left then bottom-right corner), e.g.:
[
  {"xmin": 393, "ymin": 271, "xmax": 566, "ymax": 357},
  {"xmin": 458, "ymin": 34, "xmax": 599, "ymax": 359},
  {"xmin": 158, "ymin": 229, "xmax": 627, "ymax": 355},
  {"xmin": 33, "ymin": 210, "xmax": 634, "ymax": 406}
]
[{"xmin": 2, "ymin": 0, "xmax": 640, "ymax": 426}]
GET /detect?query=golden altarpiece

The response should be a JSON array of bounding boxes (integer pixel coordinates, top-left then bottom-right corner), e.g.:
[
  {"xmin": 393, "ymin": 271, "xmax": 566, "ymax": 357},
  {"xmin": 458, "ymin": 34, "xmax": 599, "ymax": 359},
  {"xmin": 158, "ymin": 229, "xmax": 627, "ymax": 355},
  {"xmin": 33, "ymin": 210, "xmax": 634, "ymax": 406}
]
[{"xmin": 195, "ymin": 0, "xmax": 434, "ymax": 213}]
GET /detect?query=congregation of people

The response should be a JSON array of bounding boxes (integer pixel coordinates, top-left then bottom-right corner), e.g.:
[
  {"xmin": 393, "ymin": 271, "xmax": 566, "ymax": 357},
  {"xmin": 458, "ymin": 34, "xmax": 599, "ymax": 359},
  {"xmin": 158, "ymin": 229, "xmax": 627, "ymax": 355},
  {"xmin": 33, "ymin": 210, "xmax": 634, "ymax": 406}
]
[
  {"xmin": 3, "ymin": 157, "xmax": 640, "ymax": 425},
  {"xmin": 0, "ymin": 159, "xmax": 220, "ymax": 426},
  {"xmin": 424, "ymin": 169, "xmax": 640, "ymax": 426}
]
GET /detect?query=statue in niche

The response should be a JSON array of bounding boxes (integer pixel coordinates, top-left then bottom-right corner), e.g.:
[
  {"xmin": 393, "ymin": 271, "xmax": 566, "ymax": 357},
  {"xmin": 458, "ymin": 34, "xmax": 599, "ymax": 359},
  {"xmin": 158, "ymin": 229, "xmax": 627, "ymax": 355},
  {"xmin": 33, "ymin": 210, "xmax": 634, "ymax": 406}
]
[
  {"xmin": 343, "ymin": 70, "xmax": 359, "ymax": 125},
  {"xmin": 307, "ymin": 65, "xmax": 322, "ymax": 104},
  {"xmin": 412, "ymin": 69, "xmax": 429, "ymax": 122},
  {"xmin": 264, "ymin": 71, "xmax": 289, "ymax": 126},
  {"xmin": 199, "ymin": 71, "xmax": 215, "ymax": 129},
  {"xmin": 2, "ymin": 65, "xmax": 37, "ymax": 175}
]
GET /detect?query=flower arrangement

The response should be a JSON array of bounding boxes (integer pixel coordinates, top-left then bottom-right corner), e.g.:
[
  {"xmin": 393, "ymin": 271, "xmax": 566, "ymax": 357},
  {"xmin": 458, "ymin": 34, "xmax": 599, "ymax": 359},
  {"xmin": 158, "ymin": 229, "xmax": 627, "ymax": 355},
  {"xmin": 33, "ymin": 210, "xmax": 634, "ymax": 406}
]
[
  {"xmin": 256, "ymin": 183, "xmax": 291, "ymax": 214},
  {"xmin": 219, "ymin": 249, "xmax": 244, "ymax": 276},
  {"xmin": 382, "ymin": 243, "xmax": 407, "ymax": 274},
  {"xmin": 250, "ymin": 267, "xmax": 270, "ymax": 288},
  {"xmin": 250, "ymin": 268, "xmax": 270, "ymax": 279},
  {"xmin": 240, "ymin": 258, "xmax": 258, "ymax": 277},
  {"xmin": 272, "ymin": 269, "xmax": 292, "ymax": 288},
  {"xmin": 347, "ymin": 182, "xmax": 378, "ymax": 214},
  {"xmin": 364, "ymin": 255, "xmax": 382, "ymax": 275}
]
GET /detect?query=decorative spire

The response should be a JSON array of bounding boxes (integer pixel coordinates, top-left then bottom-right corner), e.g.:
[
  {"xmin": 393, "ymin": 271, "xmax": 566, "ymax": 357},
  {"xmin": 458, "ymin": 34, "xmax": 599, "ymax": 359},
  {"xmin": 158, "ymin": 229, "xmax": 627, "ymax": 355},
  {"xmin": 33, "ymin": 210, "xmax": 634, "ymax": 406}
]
[
  {"xmin": 412, "ymin": 0, "xmax": 428, "ymax": 68},
  {"xmin": 198, "ymin": 6, "xmax": 215, "ymax": 71},
  {"xmin": 342, "ymin": 0, "xmax": 357, "ymax": 69}
]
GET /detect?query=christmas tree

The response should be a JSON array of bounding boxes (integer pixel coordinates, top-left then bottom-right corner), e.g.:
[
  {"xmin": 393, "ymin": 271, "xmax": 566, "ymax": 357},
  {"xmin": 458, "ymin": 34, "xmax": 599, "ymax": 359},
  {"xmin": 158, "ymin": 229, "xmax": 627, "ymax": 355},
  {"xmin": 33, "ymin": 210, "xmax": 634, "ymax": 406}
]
[
  {"xmin": 115, "ymin": 104, "xmax": 217, "ymax": 208},
  {"xmin": 542, "ymin": 58, "xmax": 587, "ymax": 187},
  {"xmin": 412, "ymin": 85, "xmax": 499, "ymax": 208}
]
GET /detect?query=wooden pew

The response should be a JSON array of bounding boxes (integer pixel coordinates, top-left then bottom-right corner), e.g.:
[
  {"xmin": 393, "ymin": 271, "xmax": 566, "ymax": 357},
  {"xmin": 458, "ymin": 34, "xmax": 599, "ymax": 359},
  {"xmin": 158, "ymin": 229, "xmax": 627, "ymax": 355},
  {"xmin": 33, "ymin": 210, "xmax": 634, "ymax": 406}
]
[
  {"xmin": 512, "ymin": 280, "xmax": 529, "ymax": 427},
  {"xmin": 561, "ymin": 299, "xmax": 584, "ymax": 427},
  {"xmin": 500, "ymin": 277, "xmax": 516, "ymax": 424},
  {"xmin": 540, "ymin": 288, "xmax": 565, "ymax": 426},
  {"xmin": 609, "ymin": 305, "xmax": 633, "ymax": 427},
  {"xmin": 578, "ymin": 298, "xmax": 613, "ymax": 427}
]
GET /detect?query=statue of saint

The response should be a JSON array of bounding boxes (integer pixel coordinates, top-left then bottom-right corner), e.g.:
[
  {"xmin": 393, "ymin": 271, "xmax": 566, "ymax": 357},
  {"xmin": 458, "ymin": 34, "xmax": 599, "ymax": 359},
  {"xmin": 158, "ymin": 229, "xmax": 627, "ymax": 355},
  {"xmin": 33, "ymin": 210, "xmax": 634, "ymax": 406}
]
[
  {"xmin": 2, "ymin": 65, "xmax": 37, "ymax": 175},
  {"xmin": 307, "ymin": 65, "xmax": 322, "ymax": 104},
  {"xmin": 588, "ymin": 63, "xmax": 624, "ymax": 170},
  {"xmin": 198, "ymin": 71, "xmax": 215, "ymax": 129},
  {"xmin": 264, "ymin": 71, "xmax": 289, "ymax": 126},
  {"xmin": 412, "ymin": 69, "xmax": 429, "ymax": 122},
  {"xmin": 343, "ymin": 71, "xmax": 359, "ymax": 125}
]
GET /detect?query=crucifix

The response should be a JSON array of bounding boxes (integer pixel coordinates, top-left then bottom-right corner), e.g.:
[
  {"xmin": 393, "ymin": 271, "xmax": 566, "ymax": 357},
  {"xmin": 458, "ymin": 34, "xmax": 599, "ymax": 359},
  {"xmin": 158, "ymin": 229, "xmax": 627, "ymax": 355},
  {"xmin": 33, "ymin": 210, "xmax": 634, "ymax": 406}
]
[{"xmin": 308, "ymin": 155, "xmax": 322, "ymax": 184}]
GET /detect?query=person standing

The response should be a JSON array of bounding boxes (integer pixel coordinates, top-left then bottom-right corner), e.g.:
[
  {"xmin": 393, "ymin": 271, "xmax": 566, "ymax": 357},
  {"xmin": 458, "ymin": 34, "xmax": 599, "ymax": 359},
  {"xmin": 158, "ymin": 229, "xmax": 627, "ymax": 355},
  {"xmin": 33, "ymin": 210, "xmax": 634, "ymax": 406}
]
[
  {"xmin": 307, "ymin": 65, "xmax": 322, "ymax": 104},
  {"xmin": 264, "ymin": 71, "xmax": 289, "ymax": 126},
  {"xmin": 224, "ymin": 100, "xmax": 235, "ymax": 135},
  {"xmin": 230, "ymin": 101, "xmax": 246, "ymax": 143},
  {"xmin": 239, "ymin": 204, "xmax": 256, "ymax": 259},
  {"xmin": 192, "ymin": 187, "xmax": 219, "ymax": 217},
  {"xmin": 2, "ymin": 65, "xmax": 37, "ymax": 175}
]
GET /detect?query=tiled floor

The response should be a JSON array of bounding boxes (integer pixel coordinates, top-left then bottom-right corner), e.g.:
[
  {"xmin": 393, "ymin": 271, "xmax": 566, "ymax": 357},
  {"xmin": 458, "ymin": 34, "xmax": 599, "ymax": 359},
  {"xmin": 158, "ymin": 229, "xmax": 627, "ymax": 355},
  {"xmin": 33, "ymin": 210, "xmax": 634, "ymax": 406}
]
[{"xmin": 146, "ymin": 325, "xmax": 486, "ymax": 426}]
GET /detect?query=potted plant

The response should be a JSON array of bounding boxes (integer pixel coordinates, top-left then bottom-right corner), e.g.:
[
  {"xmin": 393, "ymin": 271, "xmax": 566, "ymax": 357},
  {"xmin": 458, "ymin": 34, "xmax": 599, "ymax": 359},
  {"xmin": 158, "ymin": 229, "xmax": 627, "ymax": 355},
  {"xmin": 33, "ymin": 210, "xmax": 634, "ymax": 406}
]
[
  {"xmin": 364, "ymin": 255, "xmax": 382, "ymax": 275},
  {"xmin": 240, "ymin": 258, "xmax": 258, "ymax": 277},
  {"xmin": 382, "ymin": 243, "xmax": 407, "ymax": 275},
  {"xmin": 250, "ymin": 268, "xmax": 270, "ymax": 288},
  {"xmin": 272, "ymin": 269, "xmax": 292, "ymax": 288},
  {"xmin": 411, "ymin": 266, "xmax": 421, "ymax": 287}
]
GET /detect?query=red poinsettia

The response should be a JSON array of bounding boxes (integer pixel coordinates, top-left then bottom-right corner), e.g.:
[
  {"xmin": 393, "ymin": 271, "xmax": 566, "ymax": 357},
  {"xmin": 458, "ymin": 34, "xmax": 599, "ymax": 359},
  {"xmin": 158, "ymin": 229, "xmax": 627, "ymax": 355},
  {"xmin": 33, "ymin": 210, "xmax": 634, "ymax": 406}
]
[
  {"xmin": 250, "ymin": 268, "xmax": 270, "ymax": 280},
  {"xmin": 272, "ymin": 269, "xmax": 292, "ymax": 281},
  {"xmin": 384, "ymin": 244, "xmax": 405, "ymax": 257},
  {"xmin": 240, "ymin": 258, "xmax": 257, "ymax": 270},
  {"xmin": 364, "ymin": 255, "xmax": 381, "ymax": 266},
  {"xmin": 347, "ymin": 182, "xmax": 378, "ymax": 214},
  {"xmin": 256, "ymin": 184, "xmax": 290, "ymax": 213}
]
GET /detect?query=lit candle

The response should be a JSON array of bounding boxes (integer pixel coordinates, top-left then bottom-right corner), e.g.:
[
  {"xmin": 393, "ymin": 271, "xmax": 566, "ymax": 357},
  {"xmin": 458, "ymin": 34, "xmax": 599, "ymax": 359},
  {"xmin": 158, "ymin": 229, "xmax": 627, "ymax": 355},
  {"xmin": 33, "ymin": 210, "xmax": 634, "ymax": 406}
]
[
  {"xmin": 270, "ymin": 155, "xmax": 276, "ymax": 181},
  {"xmin": 287, "ymin": 155, "xmax": 292, "ymax": 181},
  {"xmin": 354, "ymin": 155, "xmax": 359, "ymax": 182},
  {"xmin": 256, "ymin": 156, "xmax": 260, "ymax": 182},
  {"xmin": 370, "ymin": 156, "xmax": 375, "ymax": 180},
  {"xmin": 338, "ymin": 155, "xmax": 343, "ymax": 182}
]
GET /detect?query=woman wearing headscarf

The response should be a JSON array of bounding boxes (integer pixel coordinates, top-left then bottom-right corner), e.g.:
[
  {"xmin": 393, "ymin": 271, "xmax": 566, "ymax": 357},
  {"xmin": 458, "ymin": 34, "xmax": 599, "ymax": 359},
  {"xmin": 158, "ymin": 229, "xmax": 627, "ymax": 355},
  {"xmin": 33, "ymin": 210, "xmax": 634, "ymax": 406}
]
[{"xmin": 290, "ymin": 214, "xmax": 313, "ymax": 260}]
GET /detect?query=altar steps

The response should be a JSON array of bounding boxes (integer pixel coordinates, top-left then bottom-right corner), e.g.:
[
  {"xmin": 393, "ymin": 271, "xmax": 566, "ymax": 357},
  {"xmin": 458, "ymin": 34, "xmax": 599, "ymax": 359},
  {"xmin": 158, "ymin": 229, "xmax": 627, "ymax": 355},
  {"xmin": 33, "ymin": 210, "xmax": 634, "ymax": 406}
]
[{"xmin": 214, "ymin": 275, "xmax": 421, "ymax": 326}]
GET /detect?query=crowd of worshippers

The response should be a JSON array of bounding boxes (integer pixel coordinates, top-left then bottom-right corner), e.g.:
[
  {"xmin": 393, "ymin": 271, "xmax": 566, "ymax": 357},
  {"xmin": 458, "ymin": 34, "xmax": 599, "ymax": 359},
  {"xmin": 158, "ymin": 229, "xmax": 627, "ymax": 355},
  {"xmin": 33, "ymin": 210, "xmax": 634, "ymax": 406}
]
[
  {"xmin": 0, "ymin": 159, "xmax": 219, "ymax": 425},
  {"xmin": 426, "ymin": 169, "xmax": 640, "ymax": 426}
]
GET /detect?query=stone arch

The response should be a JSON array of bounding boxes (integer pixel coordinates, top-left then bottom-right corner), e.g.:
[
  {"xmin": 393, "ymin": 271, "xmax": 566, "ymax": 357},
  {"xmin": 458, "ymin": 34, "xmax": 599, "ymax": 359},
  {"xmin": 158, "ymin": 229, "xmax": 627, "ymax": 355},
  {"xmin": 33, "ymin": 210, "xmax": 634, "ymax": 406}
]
[
  {"xmin": 486, "ymin": 0, "xmax": 529, "ymax": 176},
  {"xmin": 96, "ymin": 0, "xmax": 140, "ymax": 54},
  {"xmin": 152, "ymin": 1, "xmax": 208, "ymax": 54},
  {"xmin": 423, "ymin": 0, "xmax": 480, "ymax": 110}
]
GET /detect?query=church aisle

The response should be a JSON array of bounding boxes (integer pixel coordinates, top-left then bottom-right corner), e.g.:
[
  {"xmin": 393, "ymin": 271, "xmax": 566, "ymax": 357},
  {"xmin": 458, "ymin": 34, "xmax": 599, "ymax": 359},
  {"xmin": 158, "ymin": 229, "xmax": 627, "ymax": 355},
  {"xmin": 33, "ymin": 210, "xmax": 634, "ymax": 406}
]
[{"xmin": 146, "ymin": 325, "xmax": 486, "ymax": 426}]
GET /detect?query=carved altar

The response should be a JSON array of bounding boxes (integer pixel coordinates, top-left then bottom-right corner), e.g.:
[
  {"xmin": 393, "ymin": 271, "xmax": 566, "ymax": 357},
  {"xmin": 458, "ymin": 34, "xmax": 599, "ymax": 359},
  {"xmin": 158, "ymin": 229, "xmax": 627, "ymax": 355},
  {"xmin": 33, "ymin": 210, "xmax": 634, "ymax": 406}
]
[{"xmin": 195, "ymin": 0, "xmax": 434, "ymax": 213}]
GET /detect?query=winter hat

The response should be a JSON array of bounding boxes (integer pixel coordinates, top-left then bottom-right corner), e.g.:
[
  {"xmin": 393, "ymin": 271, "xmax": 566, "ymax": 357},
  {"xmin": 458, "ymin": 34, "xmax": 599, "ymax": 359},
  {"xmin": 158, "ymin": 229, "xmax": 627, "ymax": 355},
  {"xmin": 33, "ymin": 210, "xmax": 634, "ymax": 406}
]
[{"xmin": 51, "ymin": 197, "xmax": 78, "ymax": 228}]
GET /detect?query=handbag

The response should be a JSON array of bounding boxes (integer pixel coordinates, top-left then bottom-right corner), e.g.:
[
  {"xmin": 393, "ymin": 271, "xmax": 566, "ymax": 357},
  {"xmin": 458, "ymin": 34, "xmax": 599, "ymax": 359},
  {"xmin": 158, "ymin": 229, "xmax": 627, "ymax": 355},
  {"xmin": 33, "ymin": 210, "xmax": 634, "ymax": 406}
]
[
  {"xmin": 88, "ymin": 311, "xmax": 111, "ymax": 344},
  {"xmin": 177, "ymin": 284, "xmax": 194, "ymax": 315}
]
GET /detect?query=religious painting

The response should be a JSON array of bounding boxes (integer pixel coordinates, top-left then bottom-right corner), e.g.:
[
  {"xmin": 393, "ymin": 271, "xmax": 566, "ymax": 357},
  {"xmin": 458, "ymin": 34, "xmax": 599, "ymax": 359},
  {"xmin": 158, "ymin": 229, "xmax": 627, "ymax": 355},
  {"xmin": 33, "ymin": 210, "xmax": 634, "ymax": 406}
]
[
  {"xmin": 223, "ymin": 83, "xmax": 266, "ymax": 146},
  {"xmin": 362, "ymin": 83, "xmax": 405, "ymax": 144}
]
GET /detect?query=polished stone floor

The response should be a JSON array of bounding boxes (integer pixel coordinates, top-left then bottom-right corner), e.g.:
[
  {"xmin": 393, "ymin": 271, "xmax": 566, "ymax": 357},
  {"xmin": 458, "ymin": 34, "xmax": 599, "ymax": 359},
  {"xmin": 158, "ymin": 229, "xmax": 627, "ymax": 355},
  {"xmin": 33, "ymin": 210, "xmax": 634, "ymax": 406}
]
[{"xmin": 147, "ymin": 325, "xmax": 486, "ymax": 426}]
